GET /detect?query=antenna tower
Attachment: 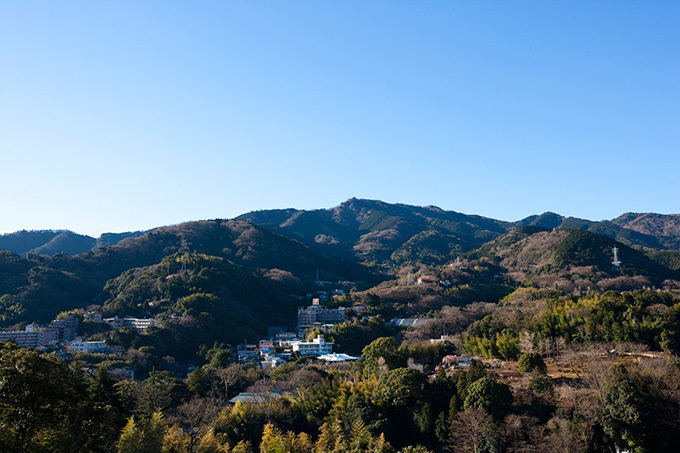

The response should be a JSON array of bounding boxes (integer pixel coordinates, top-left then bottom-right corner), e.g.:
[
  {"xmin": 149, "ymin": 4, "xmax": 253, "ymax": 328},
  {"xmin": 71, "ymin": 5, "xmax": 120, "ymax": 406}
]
[{"xmin": 612, "ymin": 247, "xmax": 622, "ymax": 267}]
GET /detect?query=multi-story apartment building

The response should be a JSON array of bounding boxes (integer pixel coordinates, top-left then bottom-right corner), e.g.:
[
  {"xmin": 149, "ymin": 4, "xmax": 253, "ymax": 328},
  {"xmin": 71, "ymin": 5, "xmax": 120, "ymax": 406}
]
[
  {"xmin": 42, "ymin": 314, "xmax": 79, "ymax": 344},
  {"xmin": 291, "ymin": 336, "xmax": 334, "ymax": 356},
  {"xmin": 297, "ymin": 305, "xmax": 345, "ymax": 330},
  {"xmin": 0, "ymin": 329, "xmax": 43, "ymax": 348},
  {"xmin": 103, "ymin": 316, "xmax": 156, "ymax": 332}
]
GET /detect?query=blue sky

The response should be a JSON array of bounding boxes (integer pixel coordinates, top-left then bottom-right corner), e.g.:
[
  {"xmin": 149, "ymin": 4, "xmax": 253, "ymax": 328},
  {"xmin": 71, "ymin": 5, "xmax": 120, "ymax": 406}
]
[{"xmin": 1, "ymin": 1, "xmax": 678, "ymax": 237}]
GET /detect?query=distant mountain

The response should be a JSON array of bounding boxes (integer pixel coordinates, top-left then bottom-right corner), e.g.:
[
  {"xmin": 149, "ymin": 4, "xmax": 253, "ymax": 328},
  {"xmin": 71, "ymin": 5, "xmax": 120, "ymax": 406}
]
[
  {"xmin": 474, "ymin": 227, "xmax": 679, "ymax": 291},
  {"xmin": 5, "ymin": 203, "xmax": 680, "ymax": 263},
  {"xmin": 613, "ymin": 213, "xmax": 680, "ymax": 239},
  {"xmin": 2, "ymin": 200, "xmax": 680, "ymax": 348},
  {"xmin": 0, "ymin": 219, "xmax": 374, "ymax": 326},
  {"xmin": 30, "ymin": 231, "xmax": 96, "ymax": 256},
  {"xmin": 0, "ymin": 230, "xmax": 66, "ymax": 256},
  {"xmin": 0, "ymin": 230, "xmax": 146, "ymax": 257},
  {"xmin": 517, "ymin": 212, "xmax": 680, "ymax": 250},
  {"xmin": 515, "ymin": 212, "xmax": 564, "ymax": 229},
  {"xmin": 238, "ymin": 198, "xmax": 513, "ymax": 267}
]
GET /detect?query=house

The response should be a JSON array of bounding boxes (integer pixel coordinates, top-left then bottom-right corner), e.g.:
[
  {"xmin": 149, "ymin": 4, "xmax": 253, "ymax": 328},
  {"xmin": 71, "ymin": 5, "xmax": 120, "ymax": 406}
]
[
  {"xmin": 237, "ymin": 344, "xmax": 258, "ymax": 361},
  {"xmin": 442, "ymin": 355, "xmax": 479, "ymax": 369},
  {"xmin": 262, "ymin": 357, "xmax": 286, "ymax": 369},
  {"xmin": 430, "ymin": 335, "xmax": 454, "ymax": 344},
  {"xmin": 274, "ymin": 332, "xmax": 300, "ymax": 347},
  {"xmin": 85, "ymin": 311, "xmax": 102, "ymax": 322},
  {"xmin": 68, "ymin": 341, "xmax": 107, "ymax": 353},
  {"xmin": 259, "ymin": 340, "xmax": 274, "ymax": 355}
]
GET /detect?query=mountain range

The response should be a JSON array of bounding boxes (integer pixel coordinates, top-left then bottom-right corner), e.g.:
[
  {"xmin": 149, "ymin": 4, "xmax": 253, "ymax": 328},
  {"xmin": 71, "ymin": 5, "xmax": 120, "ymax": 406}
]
[
  {"xmin": 1, "ymin": 199, "xmax": 679, "ymax": 333},
  {"xmin": 3, "ymin": 199, "xmax": 679, "ymax": 261}
]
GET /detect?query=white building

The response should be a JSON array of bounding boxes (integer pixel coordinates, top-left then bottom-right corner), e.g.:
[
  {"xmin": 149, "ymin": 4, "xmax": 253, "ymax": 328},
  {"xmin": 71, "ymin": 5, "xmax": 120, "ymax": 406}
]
[
  {"xmin": 291, "ymin": 336, "xmax": 333, "ymax": 356},
  {"xmin": 103, "ymin": 316, "xmax": 156, "ymax": 332},
  {"xmin": 69, "ymin": 341, "xmax": 107, "ymax": 353},
  {"xmin": 0, "ymin": 329, "xmax": 43, "ymax": 348},
  {"xmin": 318, "ymin": 353, "xmax": 360, "ymax": 362},
  {"xmin": 262, "ymin": 357, "xmax": 286, "ymax": 369}
]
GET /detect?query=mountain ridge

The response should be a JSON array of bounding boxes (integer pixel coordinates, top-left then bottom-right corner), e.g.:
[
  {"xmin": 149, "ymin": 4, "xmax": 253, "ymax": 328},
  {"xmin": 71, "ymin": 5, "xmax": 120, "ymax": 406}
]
[{"xmin": 2, "ymin": 200, "xmax": 680, "ymax": 261}]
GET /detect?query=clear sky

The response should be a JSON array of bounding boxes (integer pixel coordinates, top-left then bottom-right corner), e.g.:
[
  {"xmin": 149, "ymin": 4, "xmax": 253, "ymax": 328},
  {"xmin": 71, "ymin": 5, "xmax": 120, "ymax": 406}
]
[{"xmin": 1, "ymin": 1, "xmax": 678, "ymax": 237}]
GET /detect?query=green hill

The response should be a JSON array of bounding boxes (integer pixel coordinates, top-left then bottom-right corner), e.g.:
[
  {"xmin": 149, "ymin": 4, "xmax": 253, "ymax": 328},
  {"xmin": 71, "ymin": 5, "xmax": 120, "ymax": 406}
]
[{"xmin": 238, "ymin": 198, "xmax": 512, "ymax": 268}]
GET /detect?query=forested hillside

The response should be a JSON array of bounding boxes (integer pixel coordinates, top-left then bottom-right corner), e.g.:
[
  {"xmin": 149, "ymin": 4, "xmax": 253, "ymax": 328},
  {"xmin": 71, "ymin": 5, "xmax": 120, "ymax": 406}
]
[{"xmin": 2, "ymin": 200, "xmax": 680, "ymax": 452}]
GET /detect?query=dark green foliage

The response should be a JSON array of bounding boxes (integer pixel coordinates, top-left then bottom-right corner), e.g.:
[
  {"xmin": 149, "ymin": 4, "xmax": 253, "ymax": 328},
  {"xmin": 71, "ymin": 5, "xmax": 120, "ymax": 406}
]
[
  {"xmin": 528, "ymin": 372, "xmax": 553, "ymax": 395},
  {"xmin": 554, "ymin": 230, "xmax": 619, "ymax": 268},
  {"xmin": 518, "ymin": 353, "xmax": 547, "ymax": 374},
  {"xmin": 599, "ymin": 375, "xmax": 648, "ymax": 450},
  {"xmin": 362, "ymin": 337, "xmax": 405, "ymax": 375},
  {"xmin": 373, "ymin": 367, "xmax": 426, "ymax": 408},
  {"xmin": 647, "ymin": 250, "xmax": 680, "ymax": 270},
  {"xmin": 463, "ymin": 376, "xmax": 513, "ymax": 420},
  {"xmin": 0, "ymin": 345, "xmax": 110, "ymax": 452},
  {"xmin": 187, "ymin": 366, "xmax": 213, "ymax": 397},
  {"xmin": 136, "ymin": 371, "xmax": 186, "ymax": 422}
]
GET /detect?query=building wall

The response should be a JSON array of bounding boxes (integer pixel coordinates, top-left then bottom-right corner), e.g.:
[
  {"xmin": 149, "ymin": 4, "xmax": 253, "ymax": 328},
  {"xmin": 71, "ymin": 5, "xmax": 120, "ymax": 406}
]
[
  {"xmin": 297, "ymin": 307, "xmax": 345, "ymax": 328},
  {"xmin": 0, "ymin": 330, "xmax": 43, "ymax": 348}
]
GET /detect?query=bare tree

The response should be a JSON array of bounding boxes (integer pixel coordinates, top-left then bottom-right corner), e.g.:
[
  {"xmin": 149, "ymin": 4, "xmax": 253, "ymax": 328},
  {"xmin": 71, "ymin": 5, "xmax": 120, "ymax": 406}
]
[
  {"xmin": 537, "ymin": 337, "xmax": 552, "ymax": 358},
  {"xmin": 216, "ymin": 363, "xmax": 245, "ymax": 399},
  {"xmin": 518, "ymin": 330, "xmax": 536, "ymax": 354},
  {"xmin": 542, "ymin": 417, "xmax": 587, "ymax": 453},
  {"xmin": 553, "ymin": 337, "xmax": 566, "ymax": 358},
  {"xmin": 169, "ymin": 396, "xmax": 222, "ymax": 451},
  {"xmin": 447, "ymin": 408, "xmax": 495, "ymax": 453},
  {"xmin": 582, "ymin": 357, "xmax": 616, "ymax": 403}
]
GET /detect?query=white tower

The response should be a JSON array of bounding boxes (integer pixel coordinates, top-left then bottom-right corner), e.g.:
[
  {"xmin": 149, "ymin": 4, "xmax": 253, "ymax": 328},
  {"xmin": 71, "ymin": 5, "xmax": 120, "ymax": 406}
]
[{"xmin": 612, "ymin": 247, "xmax": 622, "ymax": 267}]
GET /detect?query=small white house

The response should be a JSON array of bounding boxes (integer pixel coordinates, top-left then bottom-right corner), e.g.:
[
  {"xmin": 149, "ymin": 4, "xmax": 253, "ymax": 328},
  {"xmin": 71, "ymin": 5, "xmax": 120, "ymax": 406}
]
[{"xmin": 69, "ymin": 341, "xmax": 107, "ymax": 353}]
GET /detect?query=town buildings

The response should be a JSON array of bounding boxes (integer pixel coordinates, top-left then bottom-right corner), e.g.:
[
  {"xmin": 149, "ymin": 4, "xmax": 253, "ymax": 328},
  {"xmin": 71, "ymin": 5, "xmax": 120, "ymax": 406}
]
[{"xmin": 0, "ymin": 314, "xmax": 79, "ymax": 348}]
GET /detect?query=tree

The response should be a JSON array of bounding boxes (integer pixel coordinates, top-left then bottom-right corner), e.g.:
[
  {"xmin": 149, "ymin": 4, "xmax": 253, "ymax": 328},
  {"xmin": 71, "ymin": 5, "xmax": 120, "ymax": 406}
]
[
  {"xmin": 399, "ymin": 446, "xmax": 434, "ymax": 453},
  {"xmin": 373, "ymin": 367, "xmax": 426, "ymax": 409},
  {"xmin": 187, "ymin": 366, "xmax": 213, "ymax": 397},
  {"xmin": 137, "ymin": 371, "xmax": 182, "ymax": 421},
  {"xmin": 216, "ymin": 364, "xmax": 245, "ymax": 399},
  {"xmin": 518, "ymin": 330, "xmax": 536, "ymax": 354},
  {"xmin": 0, "ymin": 347, "xmax": 84, "ymax": 452},
  {"xmin": 82, "ymin": 366, "xmax": 126, "ymax": 452},
  {"xmin": 259, "ymin": 423, "xmax": 287, "ymax": 453},
  {"xmin": 463, "ymin": 377, "xmax": 512, "ymax": 421},
  {"xmin": 197, "ymin": 428, "xmax": 231, "ymax": 453},
  {"xmin": 117, "ymin": 417, "xmax": 144, "ymax": 453},
  {"xmin": 598, "ymin": 377, "xmax": 647, "ymax": 451},
  {"xmin": 517, "ymin": 353, "xmax": 547, "ymax": 374},
  {"xmin": 362, "ymin": 337, "xmax": 403, "ymax": 376},
  {"xmin": 447, "ymin": 408, "xmax": 495, "ymax": 453}
]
